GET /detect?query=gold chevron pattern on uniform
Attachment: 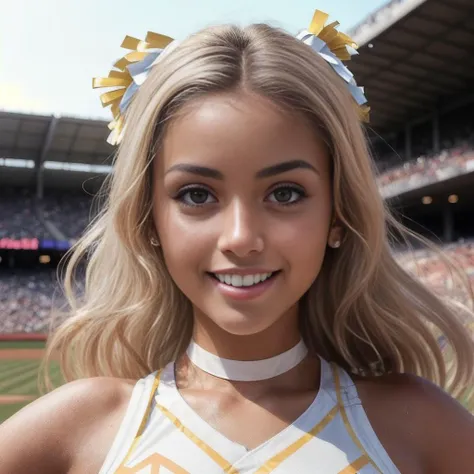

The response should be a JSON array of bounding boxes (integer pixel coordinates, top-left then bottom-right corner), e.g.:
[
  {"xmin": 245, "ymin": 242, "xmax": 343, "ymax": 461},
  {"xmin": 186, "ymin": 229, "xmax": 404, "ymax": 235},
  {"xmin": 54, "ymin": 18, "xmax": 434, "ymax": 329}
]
[
  {"xmin": 115, "ymin": 452, "xmax": 190, "ymax": 473},
  {"xmin": 113, "ymin": 401, "xmax": 372, "ymax": 473}
]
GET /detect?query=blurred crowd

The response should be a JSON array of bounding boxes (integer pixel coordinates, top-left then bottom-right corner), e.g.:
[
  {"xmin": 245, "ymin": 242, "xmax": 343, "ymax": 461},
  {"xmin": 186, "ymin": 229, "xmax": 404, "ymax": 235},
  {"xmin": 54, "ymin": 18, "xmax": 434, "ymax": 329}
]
[
  {"xmin": 397, "ymin": 240, "xmax": 474, "ymax": 311},
  {"xmin": 377, "ymin": 145, "xmax": 474, "ymax": 199},
  {"xmin": 0, "ymin": 187, "xmax": 50, "ymax": 240},
  {"xmin": 0, "ymin": 187, "xmax": 94, "ymax": 242},
  {"xmin": 42, "ymin": 190, "xmax": 95, "ymax": 240},
  {"xmin": 375, "ymin": 105, "xmax": 474, "ymax": 198},
  {"xmin": 0, "ymin": 269, "xmax": 64, "ymax": 333}
]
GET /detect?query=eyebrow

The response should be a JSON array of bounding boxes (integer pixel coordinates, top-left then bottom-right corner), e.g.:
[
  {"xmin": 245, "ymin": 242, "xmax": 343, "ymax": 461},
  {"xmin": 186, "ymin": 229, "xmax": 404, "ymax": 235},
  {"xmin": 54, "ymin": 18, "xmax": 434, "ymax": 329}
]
[
  {"xmin": 165, "ymin": 159, "xmax": 319, "ymax": 180},
  {"xmin": 256, "ymin": 160, "xmax": 319, "ymax": 178},
  {"xmin": 165, "ymin": 163, "xmax": 224, "ymax": 179}
]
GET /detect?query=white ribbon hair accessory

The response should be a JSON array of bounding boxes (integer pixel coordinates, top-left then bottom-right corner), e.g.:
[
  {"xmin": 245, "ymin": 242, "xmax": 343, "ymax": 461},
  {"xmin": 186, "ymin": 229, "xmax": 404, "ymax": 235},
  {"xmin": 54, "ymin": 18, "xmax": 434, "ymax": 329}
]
[
  {"xmin": 93, "ymin": 10, "xmax": 369, "ymax": 146},
  {"xmin": 93, "ymin": 32, "xmax": 179, "ymax": 145},
  {"xmin": 296, "ymin": 10, "xmax": 370, "ymax": 122}
]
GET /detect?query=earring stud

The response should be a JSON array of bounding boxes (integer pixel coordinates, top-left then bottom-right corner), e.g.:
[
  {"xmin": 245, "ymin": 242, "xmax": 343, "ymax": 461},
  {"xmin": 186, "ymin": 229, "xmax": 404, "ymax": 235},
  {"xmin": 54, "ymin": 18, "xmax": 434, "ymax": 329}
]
[
  {"xmin": 150, "ymin": 237, "xmax": 160, "ymax": 247},
  {"xmin": 331, "ymin": 240, "xmax": 341, "ymax": 249}
]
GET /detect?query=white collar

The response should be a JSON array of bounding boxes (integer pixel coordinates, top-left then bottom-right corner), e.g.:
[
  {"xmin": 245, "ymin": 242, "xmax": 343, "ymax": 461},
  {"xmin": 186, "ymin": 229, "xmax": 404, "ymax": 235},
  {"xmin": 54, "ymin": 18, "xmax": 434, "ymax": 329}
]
[{"xmin": 186, "ymin": 339, "xmax": 308, "ymax": 382}]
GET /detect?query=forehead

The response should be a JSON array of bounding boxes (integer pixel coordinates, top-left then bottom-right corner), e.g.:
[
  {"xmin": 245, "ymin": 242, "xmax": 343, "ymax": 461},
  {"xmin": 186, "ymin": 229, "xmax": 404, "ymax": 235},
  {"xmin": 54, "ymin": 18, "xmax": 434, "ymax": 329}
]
[{"xmin": 158, "ymin": 91, "xmax": 329, "ymax": 175}]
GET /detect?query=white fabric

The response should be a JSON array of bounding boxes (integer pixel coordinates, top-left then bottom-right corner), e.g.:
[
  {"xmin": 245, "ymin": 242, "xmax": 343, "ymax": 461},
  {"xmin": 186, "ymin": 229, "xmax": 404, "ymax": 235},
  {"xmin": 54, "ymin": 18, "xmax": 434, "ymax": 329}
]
[
  {"xmin": 99, "ymin": 358, "xmax": 400, "ymax": 474},
  {"xmin": 186, "ymin": 339, "xmax": 308, "ymax": 381}
]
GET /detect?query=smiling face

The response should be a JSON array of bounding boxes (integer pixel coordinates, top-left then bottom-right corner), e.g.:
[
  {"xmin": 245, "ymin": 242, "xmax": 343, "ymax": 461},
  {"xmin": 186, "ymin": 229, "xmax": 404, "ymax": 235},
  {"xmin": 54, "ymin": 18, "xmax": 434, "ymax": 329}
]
[{"xmin": 153, "ymin": 91, "xmax": 336, "ymax": 341}]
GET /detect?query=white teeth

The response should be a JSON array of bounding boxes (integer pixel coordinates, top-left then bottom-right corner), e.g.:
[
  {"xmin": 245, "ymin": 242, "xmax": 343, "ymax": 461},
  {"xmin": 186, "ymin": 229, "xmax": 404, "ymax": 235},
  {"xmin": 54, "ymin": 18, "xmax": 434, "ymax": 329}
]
[
  {"xmin": 214, "ymin": 272, "xmax": 274, "ymax": 287},
  {"xmin": 242, "ymin": 275, "xmax": 254, "ymax": 286},
  {"xmin": 231, "ymin": 275, "xmax": 243, "ymax": 287}
]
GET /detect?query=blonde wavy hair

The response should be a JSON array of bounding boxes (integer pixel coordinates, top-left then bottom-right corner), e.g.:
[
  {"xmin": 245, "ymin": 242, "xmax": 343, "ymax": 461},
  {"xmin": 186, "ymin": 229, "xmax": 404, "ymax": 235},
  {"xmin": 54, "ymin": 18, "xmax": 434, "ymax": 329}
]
[{"xmin": 42, "ymin": 23, "xmax": 474, "ymax": 405}]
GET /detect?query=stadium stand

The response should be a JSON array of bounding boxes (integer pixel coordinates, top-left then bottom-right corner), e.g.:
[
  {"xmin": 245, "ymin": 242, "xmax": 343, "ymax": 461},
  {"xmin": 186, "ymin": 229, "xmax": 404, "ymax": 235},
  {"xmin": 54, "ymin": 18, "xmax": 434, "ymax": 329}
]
[
  {"xmin": 378, "ymin": 144, "xmax": 474, "ymax": 198},
  {"xmin": 0, "ymin": 187, "xmax": 51, "ymax": 240},
  {"xmin": 0, "ymin": 269, "xmax": 61, "ymax": 333},
  {"xmin": 398, "ymin": 241, "xmax": 474, "ymax": 307},
  {"xmin": 1, "ymin": 0, "xmax": 474, "ymax": 335},
  {"xmin": 42, "ymin": 189, "xmax": 94, "ymax": 241}
]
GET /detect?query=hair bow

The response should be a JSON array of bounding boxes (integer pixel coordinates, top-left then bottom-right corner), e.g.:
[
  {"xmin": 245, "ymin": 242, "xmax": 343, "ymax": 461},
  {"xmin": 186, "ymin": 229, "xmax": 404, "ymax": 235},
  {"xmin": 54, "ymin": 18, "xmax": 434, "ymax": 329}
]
[
  {"xmin": 93, "ymin": 32, "xmax": 176, "ymax": 145},
  {"xmin": 296, "ymin": 10, "xmax": 370, "ymax": 121},
  {"xmin": 94, "ymin": 10, "xmax": 369, "ymax": 146}
]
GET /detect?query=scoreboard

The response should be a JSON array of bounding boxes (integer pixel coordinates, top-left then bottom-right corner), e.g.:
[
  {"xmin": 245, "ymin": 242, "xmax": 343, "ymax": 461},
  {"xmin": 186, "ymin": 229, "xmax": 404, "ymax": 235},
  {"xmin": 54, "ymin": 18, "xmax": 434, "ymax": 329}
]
[{"xmin": 0, "ymin": 238, "xmax": 71, "ymax": 251}]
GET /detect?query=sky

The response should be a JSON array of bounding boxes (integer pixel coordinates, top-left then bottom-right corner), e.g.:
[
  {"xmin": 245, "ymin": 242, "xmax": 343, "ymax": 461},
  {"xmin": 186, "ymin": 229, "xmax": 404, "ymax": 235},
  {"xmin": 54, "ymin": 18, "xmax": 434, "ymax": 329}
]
[{"xmin": 0, "ymin": 0, "xmax": 387, "ymax": 120}]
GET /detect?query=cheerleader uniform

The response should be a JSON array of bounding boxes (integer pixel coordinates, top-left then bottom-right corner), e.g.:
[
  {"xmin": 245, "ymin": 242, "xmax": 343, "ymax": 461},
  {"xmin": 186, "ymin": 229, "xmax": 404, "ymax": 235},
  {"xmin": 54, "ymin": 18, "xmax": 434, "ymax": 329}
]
[{"xmin": 99, "ymin": 357, "xmax": 400, "ymax": 473}]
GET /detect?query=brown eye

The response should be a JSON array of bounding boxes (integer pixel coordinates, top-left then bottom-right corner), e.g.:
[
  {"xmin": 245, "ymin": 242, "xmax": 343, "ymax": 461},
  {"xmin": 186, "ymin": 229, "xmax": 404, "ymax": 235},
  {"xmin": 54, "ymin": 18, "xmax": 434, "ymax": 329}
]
[
  {"xmin": 267, "ymin": 185, "xmax": 306, "ymax": 205},
  {"xmin": 189, "ymin": 190, "xmax": 209, "ymax": 204},
  {"xmin": 175, "ymin": 186, "xmax": 217, "ymax": 207},
  {"xmin": 273, "ymin": 188, "xmax": 293, "ymax": 203}
]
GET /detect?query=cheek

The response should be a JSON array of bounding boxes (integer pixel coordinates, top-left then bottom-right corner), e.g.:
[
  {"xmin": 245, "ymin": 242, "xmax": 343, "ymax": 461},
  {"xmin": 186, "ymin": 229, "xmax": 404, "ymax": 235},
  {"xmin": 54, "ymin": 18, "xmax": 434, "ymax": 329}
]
[
  {"xmin": 273, "ymin": 209, "xmax": 330, "ymax": 272},
  {"xmin": 154, "ymin": 204, "xmax": 212, "ymax": 274}
]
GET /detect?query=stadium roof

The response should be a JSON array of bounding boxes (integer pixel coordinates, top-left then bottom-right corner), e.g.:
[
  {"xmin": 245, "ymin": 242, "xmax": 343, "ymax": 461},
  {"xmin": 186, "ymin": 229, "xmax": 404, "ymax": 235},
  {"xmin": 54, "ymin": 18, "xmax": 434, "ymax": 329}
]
[
  {"xmin": 0, "ymin": 111, "xmax": 113, "ymax": 167},
  {"xmin": 350, "ymin": 0, "xmax": 474, "ymax": 132}
]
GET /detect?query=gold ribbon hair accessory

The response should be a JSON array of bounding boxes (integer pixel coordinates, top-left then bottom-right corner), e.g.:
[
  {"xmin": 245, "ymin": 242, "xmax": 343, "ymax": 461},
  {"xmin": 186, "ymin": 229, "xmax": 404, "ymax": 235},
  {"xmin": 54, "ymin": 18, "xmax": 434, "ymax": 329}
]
[
  {"xmin": 93, "ymin": 32, "xmax": 177, "ymax": 145},
  {"xmin": 94, "ymin": 10, "xmax": 368, "ymax": 145},
  {"xmin": 296, "ymin": 10, "xmax": 370, "ymax": 122}
]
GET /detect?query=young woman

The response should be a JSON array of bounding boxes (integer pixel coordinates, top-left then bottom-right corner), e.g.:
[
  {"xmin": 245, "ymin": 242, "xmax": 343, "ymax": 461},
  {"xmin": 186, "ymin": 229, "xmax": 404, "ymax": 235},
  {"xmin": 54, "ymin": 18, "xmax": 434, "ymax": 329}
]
[{"xmin": 1, "ymin": 10, "xmax": 473, "ymax": 474}]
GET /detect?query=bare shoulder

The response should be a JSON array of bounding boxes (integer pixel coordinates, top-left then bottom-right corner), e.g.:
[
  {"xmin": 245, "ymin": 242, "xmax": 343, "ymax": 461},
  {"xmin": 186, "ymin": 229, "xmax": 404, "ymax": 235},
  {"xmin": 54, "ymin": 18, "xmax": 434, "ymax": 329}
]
[
  {"xmin": 354, "ymin": 372, "xmax": 474, "ymax": 474},
  {"xmin": 0, "ymin": 376, "xmax": 135, "ymax": 474}
]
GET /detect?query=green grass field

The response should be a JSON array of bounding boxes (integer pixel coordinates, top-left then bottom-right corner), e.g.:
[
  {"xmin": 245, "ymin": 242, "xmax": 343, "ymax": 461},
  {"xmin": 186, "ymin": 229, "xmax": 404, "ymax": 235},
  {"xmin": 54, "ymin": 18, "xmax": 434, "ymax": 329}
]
[
  {"xmin": 0, "ymin": 359, "xmax": 61, "ymax": 394},
  {"xmin": 0, "ymin": 341, "xmax": 46, "ymax": 350},
  {"xmin": 0, "ymin": 403, "xmax": 28, "ymax": 422},
  {"xmin": 0, "ymin": 341, "xmax": 63, "ymax": 423},
  {"xmin": 0, "ymin": 361, "xmax": 63, "ymax": 423}
]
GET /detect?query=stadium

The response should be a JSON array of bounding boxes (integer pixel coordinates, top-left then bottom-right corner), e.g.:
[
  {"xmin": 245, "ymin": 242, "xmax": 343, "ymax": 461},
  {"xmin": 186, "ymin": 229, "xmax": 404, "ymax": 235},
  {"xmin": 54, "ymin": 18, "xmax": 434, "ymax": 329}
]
[{"xmin": 0, "ymin": 0, "xmax": 473, "ymax": 423}]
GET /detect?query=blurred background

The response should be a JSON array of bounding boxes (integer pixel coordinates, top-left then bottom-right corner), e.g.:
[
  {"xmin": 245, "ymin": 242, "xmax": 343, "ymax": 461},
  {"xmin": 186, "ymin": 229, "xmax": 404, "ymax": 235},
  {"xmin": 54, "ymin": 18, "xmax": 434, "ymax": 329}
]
[{"xmin": 0, "ymin": 0, "xmax": 473, "ymax": 421}]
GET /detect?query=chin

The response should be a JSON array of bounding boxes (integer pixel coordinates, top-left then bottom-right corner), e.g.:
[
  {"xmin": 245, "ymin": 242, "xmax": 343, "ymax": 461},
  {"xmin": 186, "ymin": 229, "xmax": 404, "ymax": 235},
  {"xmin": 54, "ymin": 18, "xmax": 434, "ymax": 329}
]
[{"xmin": 205, "ymin": 309, "xmax": 279, "ymax": 337}]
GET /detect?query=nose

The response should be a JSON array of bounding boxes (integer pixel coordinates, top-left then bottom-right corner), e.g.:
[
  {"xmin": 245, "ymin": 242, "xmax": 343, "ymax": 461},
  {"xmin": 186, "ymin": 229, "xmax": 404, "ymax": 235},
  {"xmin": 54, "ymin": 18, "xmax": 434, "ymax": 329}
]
[{"xmin": 217, "ymin": 200, "xmax": 264, "ymax": 258}]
